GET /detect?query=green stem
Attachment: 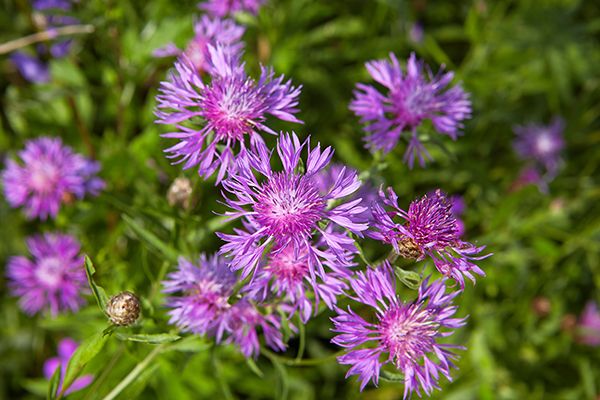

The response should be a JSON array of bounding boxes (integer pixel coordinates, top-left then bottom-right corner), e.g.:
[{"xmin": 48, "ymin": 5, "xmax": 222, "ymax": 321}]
[
  {"xmin": 82, "ymin": 344, "xmax": 124, "ymax": 400},
  {"xmin": 101, "ymin": 343, "xmax": 167, "ymax": 400},
  {"xmin": 261, "ymin": 347, "xmax": 345, "ymax": 366},
  {"xmin": 295, "ymin": 317, "xmax": 306, "ymax": 362}
]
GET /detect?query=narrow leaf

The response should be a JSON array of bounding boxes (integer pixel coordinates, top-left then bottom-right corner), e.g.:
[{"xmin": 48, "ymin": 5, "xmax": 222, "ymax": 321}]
[
  {"xmin": 62, "ymin": 332, "xmax": 108, "ymax": 394},
  {"xmin": 170, "ymin": 336, "xmax": 212, "ymax": 353},
  {"xmin": 245, "ymin": 358, "xmax": 265, "ymax": 378},
  {"xmin": 122, "ymin": 215, "xmax": 180, "ymax": 264},
  {"xmin": 84, "ymin": 255, "xmax": 110, "ymax": 311},
  {"xmin": 46, "ymin": 363, "xmax": 61, "ymax": 400},
  {"xmin": 380, "ymin": 370, "xmax": 405, "ymax": 382},
  {"xmin": 115, "ymin": 333, "xmax": 181, "ymax": 344}
]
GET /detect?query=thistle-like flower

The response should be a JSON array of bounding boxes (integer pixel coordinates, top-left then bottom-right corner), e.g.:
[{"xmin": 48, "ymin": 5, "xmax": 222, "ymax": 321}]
[
  {"xmin": 5, "ymin": 232, "xmax": 88, "ymax": 316},
  {"xmin": 162, "ymin": 254, "xmax": 238, "ymax": 336},
  {"xmin": 369, "ymin": 186, "xmax": 490, "ymax": 290},
  {"xmin": 198, "ymin": 0, "xmax": 265, "ymax": 17},
  {"xmin": 331, "ymin": 263, "xmax": 467, "ymax": 397},
  {"xmin": 155, "ymin": 44, "xmax": 302, "ymax": 183},
  {"xmin": 244, "ymin": 242, "xmax": 351, "ymax": 323},
  {"xmin": 9, "ymin": 51, "xmax": 50, "ymax": 84},
  {"xmin": 44, "ymin": 338, "xmax": 94, "ymax": 395},
  {"xmin": 350, "ymin": 52, "xmax": 471, "ymax": 168},
  {"xmin": 153, "ymin": 15, "xmax": 245, "ymax": 74},
  {"xmin": 217, "ymin": 132, "xmax": 368, "ymax": 281},
  {"xmin": 1, "ymin": 136, "xmax": 104, "ymax": 221},
  {"xmin": 577, "ymin": 300, "xmax": 600, "ymax": 346},
  {"xmin": 513, "ymin": 117, "xmax": 565, "ymax": 176}
]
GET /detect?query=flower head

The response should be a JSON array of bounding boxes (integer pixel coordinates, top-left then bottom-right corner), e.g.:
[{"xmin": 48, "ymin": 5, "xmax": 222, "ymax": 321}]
[
  {"xmin": 44, "ymin": 338, "xmax": 94, "ymax": 395},
  {"xmin": 32, "ymin": 0, "xmax": 71, "ymax": 11},
  {"xmin": 198, "ymin": 0, "xmax": 265, "ymax": 17},
  {"xmin": 369, "ymin": 186, "xmax": 490, "ymax": 290},
  {"xmin": 6, "ymin": 232, "xmax": 88, "ymax": 316},
  {"xmin": 350, "ymin": 52, "xmax": 471, "ymax": 168},
  {"xmin": 9, "ymin": 51, "xmax": 50, "ymax": 84},
  {"xmin": 155, "ymin": 44, "xmax": 302, "ymax": 183},
  {"xmin": 153, "ymin": 15, "xmax": 245, "ymax": 74},
  {"xmin": 331, "ymin": 264, "xmax": 466, "ymax": 397},
  {"xmin": 1, "ymin": 136, "xmax": 104, "ymax": 220},
  {"xmin": 513, "ymin": 117, "xmax": 565, "ymax": 176},
  {"xmin": 244, "ymin": 242, "xmax": 351, "ymax": 323},
  {"xmin": 577, "ymin": 300, "xmax": 600, "ymax": 346},
  {"xmin": 217, "ymin": 132, "xmax": 367, "ymax": 282},
  {"xmin": 162, "ymin": 254, "xmax": 238, "ymax": 336}
]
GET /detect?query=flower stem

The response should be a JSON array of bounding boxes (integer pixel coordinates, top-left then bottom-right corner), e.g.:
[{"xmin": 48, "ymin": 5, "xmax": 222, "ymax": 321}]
[
  {"xmin": 0, "ymin": 25, "xmax": 95, "ymax": 54},
  {"xmin": 82, "ymin": 344, "xmax": 124, "ymax": 400},
  {"xmin": 261, "ymin": 347, "xmax": 345, "ymax": 366}
]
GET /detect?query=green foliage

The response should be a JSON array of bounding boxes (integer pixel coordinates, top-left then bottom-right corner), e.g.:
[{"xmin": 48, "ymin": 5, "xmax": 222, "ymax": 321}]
[{"xmin": 1, "ymin": 0, "xmax": 600, "ymax": 399}]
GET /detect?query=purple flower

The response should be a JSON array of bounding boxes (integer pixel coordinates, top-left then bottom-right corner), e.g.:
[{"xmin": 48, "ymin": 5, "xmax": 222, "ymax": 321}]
[
  {"xmin": 9, "ymin": 51, "xmax": 50, "ymax": 84},
  {"xmin": 32, "ymin": 0, "xmax": 72, "ymax": 11},
  {"xmin": 313, "ymin": 163, "xmax": 381, "ymax": 221},
  {"xmin": 153, "ymin": 15, "xmax": 245, "ymax": 74},
  {"xmin": 198, "ymin": 0, "xmax": 265, "ymax": 17},
  {"xmin": 44, "ymin": 338, "xmax": 94, "ymax": 395},
  {"xmin": 427, "ymin": 190, "xmax": 466, "ymax": 237},
  {"xmin": 513, "ymin": 118, "xmax": 565, "ymax": 176},
  {"xmin": 510, "ymin": 166, "xmax": 549, "ymax": 194},
  {"xmin": 408, "ymin": 22, "xmax": 424, "ymax": 44},
  {"xmin": 1, "ymin": 136, "xmax": 104, "ymax": 220},
  {"xmin": 331, "ymin": 264, "xmax": 466, "ymax": 397},
  {"xmin": 577, "ymin": 301, "xmax": 600, "ymax": 346},
  {"xmin": 369, "ymin": 186, "xmax": 490, "ymax": 291},
  {"xmin": 244, "ymin": 243, "xmax": 351, "ymax": 323},
  {"xmin": 6, "ymin": 232, "xmax": 88, "ymax": 317},
  {"xmin": 217, "ymin": 132, "xmax": 368, "ymax": 282},
  {"xmin": 350, "ymin": 52, "xmax": 471, "ymax": 168},
  {"xmin": 162, "ymin": 254, "xmax": 238, "ymax": 336},
  {"xmin": 155, "ymin": 44, "xmax": 302, "ymax": 183},
  {"xmin": 216, "ymin": 298, "xmax": 286, "ymax": 359}
]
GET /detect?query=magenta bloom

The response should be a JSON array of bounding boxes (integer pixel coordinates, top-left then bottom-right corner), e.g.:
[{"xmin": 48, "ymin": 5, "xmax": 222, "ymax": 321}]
[
  {"xmin": 155, "ymin": 44, "xmax": 302, "ymax": 183},
  {"xmin": 6, "ymin": 232, "xmax": 88, "ymax": 316},
  {"xmin": 216, "ymin": 298, "xmax": 286, "ymax": 359},
  {"xmin": 350, "ymin": 52, "xmax": 471, "ymax": 168},
  {"xmin": 1, "ymin": 136, "xmax": 104, "ymax": 221},
  {"xmin": 513, "ymin": 117, "xmax": 565, "ymax": 176},
  {"xmin": 44, "ymin": 337, "xmax": 94, "ymax": 395},
  {"xmin": 244, "ymin": 243, "xmax": 351, "ymax": 323},
  {"xmin": 198, "ymin": 0, "xmax": 265, "ymax": 17},
  {"xmin": 162, "ymin": 254, "xmax": 238, "ymax": 336},
  {"xmin": 577, "ymin": 301, "xmax": 600, "ymax": 346},
  {"xmin": 9, "ymin": 51, "xmax": 50, "ymax": 84},
  {"xmin": 217, "ymin": 132, "xmax": 368, "ymax": 281},
  {"xmin": 153, "ymin": 15, "xmax": 245, "ymax": 74},
  {"xmin": 369, "ymin": 186, "xmax": 490, "ymax": 291},
  {"xmin": 331, "ymin": 264, "xmax": 467, "ymax": 397}
]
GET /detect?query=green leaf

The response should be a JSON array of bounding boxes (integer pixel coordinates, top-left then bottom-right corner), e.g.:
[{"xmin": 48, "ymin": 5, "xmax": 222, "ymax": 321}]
[
  {"xmin": 169, "ymin": 335, "xmax": 212, "ymax": 353},
  {"xmin": 115, "ymin": 333, "xmax": 181, "ymax": 344},
  {"xmin": 23, "ymin": 378, "xmax": 50, "ymax": 397},
  {"xmin": 380, "ymin": 370, "xmax": 404, "ymax": 383},
  {"xmin": 245, "ymin": 358, "xmax": 265, "ymax": 378},
  {"xmin": 394, "ymin": 266, "xmax": 422, "ymax": 290},
  {"xmin": 46, "ymin": 362, "xmax": 61, "ymax": 400},
  {"xmin": 122, "ymin": 215, "xmax": 180, "ymax": 264},
  {"xmin": 277, "ymin": 306, "xmax": 292, "ymax": 343},
  {"xmin": 84, "ymin": 255, "xmax": 110, "ymax": 311},
  {"xmin": 62, "ymin": 332, "xmax": 108, "ymax": 395}
]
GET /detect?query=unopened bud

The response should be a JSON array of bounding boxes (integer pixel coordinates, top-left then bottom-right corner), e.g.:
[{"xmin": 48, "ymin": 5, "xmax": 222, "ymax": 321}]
[
  {"xmin": 105, "ymin": 292, "xmax": 140, "ymax": 326},
  {"xmin": 531, "ymin": 297, "xmax": 551, "ymax": 318},
  {"xmin": 396, "ymin": 237, "xmax": 423, "ymax": 260},
  {"xmin": 167, "ymin": 177, "xmax": 194, "ymax": 209}
]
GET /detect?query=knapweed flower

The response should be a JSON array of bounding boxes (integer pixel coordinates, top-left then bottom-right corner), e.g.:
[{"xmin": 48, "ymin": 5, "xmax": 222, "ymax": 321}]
[
  {"xmin": 162, "ymin": 254, "xmax": 238, "ymax": 336},
  {"xmin": 217, "ymin": 132, "xmax": 368, "ymax": 281},
  {"xmin": 1, "ymin": 136, "xmax": 104, "ymax": 220},
  {"xmin": 215, "ymin": 298, "xmax": 286, "ymax": 359},
  {"xmin": 244, "ymin": 242, "xmax": 351, "ymax": 323},
  {"xmin": 427, "ymin": 189, "xmax": 466, "ymax": 237},
  {"xmin": 369, "ymin": 186, "xmax": 489, "ymax": 290},
  {"xmin": 155, "ymin": 44, "xmax": 302, "ymax": 183},
  {"xmin": 331, "ymin": 264, "xmax": 467, "ymax": 397},
  {"xmin": 198, "ymin": 0, "xmax": 265, "ymax": 17},
  {"xmin": 577, "ymin": 300, "xmax": 600, "ymax": 346},
  {"xmin": 44, "ymin": 338, "xmax": 94, "ymax": 395},
  {"xmin": 313, "ymin": 163, "xmax": 380, "ymax": 221},
  {"xmin": 513, "ymin": 117, "xmax": 565, "ymax": 176},
  {"xmin": 510, "ymin": 166, "xmax": 549, "ymax": 194},
  {"xmin": 32, "ymin": 0, "xmax": 72, "ymax": 11},
  {"xmin": 153, "ymin": 15, "xmax": 245, "ymax": 74},
  {"xmin": 350, "ymin": 52, "xmax": 471, "ymax": 168},
  {"xmin": 5, "ymin": 232, "xmax": 87, "ymax": 316},
  {"xmin": 9, "ymin": 51, "xmax": 50, "ymax": 84}
]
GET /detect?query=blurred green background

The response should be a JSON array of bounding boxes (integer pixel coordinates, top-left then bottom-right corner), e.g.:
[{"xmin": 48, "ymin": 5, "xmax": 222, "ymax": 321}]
[{"xmin": 1, "ymin": 0, "xmax": 600, "ymax": 399}]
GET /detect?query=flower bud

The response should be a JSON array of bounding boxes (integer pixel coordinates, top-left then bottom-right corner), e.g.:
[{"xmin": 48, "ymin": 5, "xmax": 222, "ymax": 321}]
[
  {"xmin": 105, "ymin": 292, "xmax": 140, "ymax": 326},
  {"xmin": 531, "ymin": 297, "xmax": 551, "ymax": 318},
  {"xmin": 167, "ymin": 177, "xmax": 194, "ymax": 209}
]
